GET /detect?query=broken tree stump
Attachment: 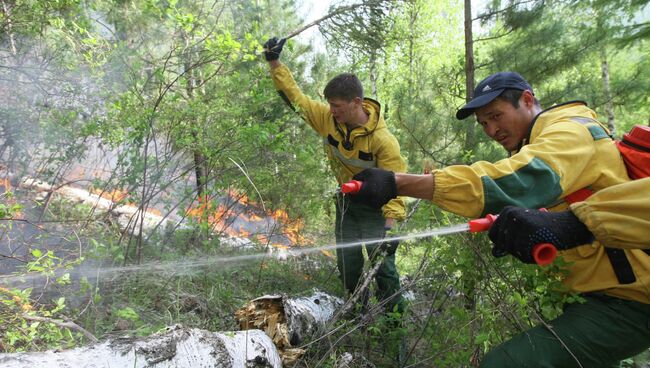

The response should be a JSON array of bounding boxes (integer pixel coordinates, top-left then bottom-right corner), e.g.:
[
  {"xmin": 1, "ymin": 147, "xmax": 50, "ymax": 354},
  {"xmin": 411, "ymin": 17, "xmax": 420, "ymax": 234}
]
[
  {"xmin": 0, "ymin": 325, "xmax": 281, "ymax": 368},
  {"xmin": 235, "ymin": 290, "xmax": 343, "ymax": 366}
]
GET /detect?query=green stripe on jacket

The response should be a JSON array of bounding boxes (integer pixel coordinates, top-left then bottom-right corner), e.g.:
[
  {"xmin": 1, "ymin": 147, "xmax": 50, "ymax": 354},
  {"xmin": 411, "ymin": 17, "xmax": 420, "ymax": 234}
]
[{"xmin": 481, "ymin": 157, "xmax": 563, "ymax": 216}]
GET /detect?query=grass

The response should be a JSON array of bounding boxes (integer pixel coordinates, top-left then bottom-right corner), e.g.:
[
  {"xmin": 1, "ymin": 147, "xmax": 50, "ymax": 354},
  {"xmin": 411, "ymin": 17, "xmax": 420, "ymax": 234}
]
[{"xmin": 83, "ymin": 239, "xmax": 345, "ymax": 338}]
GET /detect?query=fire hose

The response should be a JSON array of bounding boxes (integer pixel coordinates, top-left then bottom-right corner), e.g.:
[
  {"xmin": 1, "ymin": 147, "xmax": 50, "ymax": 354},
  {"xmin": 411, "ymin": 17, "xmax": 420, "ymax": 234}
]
[{"xmin": 340, "ymin": 180, "xmax": 558, "ymax": 266}]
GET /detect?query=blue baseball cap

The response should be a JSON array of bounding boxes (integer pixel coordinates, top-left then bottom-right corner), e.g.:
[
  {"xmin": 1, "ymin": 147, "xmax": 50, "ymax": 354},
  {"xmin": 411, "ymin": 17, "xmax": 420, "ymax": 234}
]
[{"xmin": 456, "ymin": 72, "xmax": 533, "ymax": 120}]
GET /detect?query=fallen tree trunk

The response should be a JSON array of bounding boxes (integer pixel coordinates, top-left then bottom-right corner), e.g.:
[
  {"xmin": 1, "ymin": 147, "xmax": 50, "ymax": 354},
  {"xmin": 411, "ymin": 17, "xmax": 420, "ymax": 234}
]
[
  {"xmin": 0, "ymin": 325, "xmax": 282, "ymax": 368},
  {"xmin": 235, "ymin": 290, "xmax": 343, "ymax": 366},
  {"xmin": 18, "ymin": 177, "xmax": 255, "ymax": 249}
]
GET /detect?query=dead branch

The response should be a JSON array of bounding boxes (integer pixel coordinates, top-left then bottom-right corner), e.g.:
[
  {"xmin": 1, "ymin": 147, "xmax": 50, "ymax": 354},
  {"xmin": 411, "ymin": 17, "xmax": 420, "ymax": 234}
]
[
  {"xmin": 21, "ymin": 313, "xmax": 99, "ymax": 343},
  {"xmin": 283, "ymin": 4, "xmax": 358, "ymax": 40}
]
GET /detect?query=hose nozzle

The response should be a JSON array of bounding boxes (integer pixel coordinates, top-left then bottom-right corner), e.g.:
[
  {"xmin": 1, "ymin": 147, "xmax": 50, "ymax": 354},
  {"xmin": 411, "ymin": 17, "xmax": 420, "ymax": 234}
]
[
  {"xmin": 341, "ymin": 180, "xmax": 362, "ymax": 194},
  {"xmin": 469, "ymin": 213, "xmax": 558, "ymax": 266}
]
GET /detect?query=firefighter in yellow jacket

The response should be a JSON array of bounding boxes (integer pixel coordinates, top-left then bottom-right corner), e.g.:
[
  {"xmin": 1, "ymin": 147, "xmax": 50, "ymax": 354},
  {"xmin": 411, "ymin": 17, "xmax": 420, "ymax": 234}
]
[
  {"xmin": 263, "ymin": 37, "xmax": 408, "ymax": 314},
  {"xmin": 348, "ymin": 71, "xmax": 650, "ymax": 367}
]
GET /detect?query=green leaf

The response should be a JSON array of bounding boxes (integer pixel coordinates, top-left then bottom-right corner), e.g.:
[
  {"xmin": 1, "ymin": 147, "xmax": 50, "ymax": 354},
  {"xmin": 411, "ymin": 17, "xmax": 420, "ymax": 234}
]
[
  {"xmin": 116, "ymin": 307, "xmax": 140, "ymax": 321},
  {"xmin": 57, "ymin": 273, "xmax": 71, "ymax": 285}
]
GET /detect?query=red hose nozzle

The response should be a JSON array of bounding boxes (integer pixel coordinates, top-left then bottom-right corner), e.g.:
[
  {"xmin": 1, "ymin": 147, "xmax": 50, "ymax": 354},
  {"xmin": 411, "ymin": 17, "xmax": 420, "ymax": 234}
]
[
  {"xmin": 341, "ymin": 180, "xmax": 362, "ymax": 194},
  {"xmin": 468, "ymin": 214, "xmax": 498, "ymax": 233},
  {"xmin": 468, "ymin": 213, "xmax": 558, "ymax": 266},
  {"xmin": 532, "ymin": 243, "xmax": 557, "ymax": 266}
]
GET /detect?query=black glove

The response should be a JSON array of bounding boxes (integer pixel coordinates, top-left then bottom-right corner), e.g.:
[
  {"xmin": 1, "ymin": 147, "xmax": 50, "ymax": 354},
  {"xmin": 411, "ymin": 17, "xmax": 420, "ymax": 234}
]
[
  {"xmin": 263, "ymin": 37, "xmax": 286, "ymax": 61},
  {"xmin": 488, "ymin": 206, "xmax": 595, "ymax": 264},
  {"xmin": 349, "ymin": 168, "xmax": 397, "ymax": 209}
]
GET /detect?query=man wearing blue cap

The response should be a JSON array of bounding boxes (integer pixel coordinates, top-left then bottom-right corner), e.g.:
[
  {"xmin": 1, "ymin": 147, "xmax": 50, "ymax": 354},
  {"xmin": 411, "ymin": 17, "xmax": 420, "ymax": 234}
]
[{"xmin": 346, "ymin": 71, "xmax": 650, "ymax": 367}]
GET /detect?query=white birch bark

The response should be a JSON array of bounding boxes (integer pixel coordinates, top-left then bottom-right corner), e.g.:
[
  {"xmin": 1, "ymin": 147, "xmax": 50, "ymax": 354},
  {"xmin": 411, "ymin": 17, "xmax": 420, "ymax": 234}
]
[{"xmin": 0, "ymin": 325, "xmax": 281, "ymax": 368}]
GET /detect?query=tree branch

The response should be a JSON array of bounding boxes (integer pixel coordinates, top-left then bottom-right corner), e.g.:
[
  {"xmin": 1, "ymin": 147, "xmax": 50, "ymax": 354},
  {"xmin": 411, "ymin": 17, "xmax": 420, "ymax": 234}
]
[
  {"xmin": 282, "ymin": 4, "xmax": 358, "ymax": 40},
  {"xmin": 473, "ymin": 0, "xmax": 539, "ymax": 22},
  {"xmin": 21, "ymin": 313, "xmax": 99, "ymax": 343}
]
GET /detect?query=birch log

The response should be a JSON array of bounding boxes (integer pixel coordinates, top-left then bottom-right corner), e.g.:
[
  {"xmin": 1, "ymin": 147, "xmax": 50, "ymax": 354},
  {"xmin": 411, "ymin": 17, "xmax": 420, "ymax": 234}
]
[
  {"xmin": 0, "ymin": 325, "xmax": 281, "ymax": 368},
  {"xmin": 235, "ymin": 290, "xmax": 343, "ymax": 365},
  {"xmin": 18, "ymin": 177, "xmax": 255, "ymax": 248}
]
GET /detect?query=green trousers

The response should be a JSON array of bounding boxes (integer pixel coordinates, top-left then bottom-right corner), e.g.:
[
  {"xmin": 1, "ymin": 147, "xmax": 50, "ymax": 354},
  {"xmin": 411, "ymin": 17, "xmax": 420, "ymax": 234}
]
[
  {"xmin": 335, "ymin": 195, "xmax": 404, "ymax": 313},
  {"xmin": 480, "ymin": 294, "xmax": 650, "ymax": 367}
]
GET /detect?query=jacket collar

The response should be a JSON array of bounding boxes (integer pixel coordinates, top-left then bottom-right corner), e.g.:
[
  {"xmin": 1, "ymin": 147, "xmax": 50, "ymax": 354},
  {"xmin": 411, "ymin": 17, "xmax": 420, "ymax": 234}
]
[{"xmin": 512, "ymin": 100, "xmax": 587, "ymax": 155}]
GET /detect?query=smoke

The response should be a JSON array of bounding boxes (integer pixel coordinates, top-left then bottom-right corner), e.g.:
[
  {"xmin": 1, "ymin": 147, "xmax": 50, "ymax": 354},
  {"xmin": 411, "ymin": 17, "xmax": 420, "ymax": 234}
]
[
  {"xmin": 0, "ymin": 3, "xmax": 315, "ymax": 309},
  {"xmin": 0, "ymin": 36, "xmax": 112, "ymax": 179}
]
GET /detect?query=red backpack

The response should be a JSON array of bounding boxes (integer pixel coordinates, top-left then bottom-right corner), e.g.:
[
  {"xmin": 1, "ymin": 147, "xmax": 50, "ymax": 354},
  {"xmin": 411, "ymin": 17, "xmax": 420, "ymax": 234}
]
[
  {"xmin": 616, "ymin": 125, "xmax": 650, "ymax": 179},
  {"xmin": 564, "ymin": 124, "xmax": 650, "ymax": 203}
]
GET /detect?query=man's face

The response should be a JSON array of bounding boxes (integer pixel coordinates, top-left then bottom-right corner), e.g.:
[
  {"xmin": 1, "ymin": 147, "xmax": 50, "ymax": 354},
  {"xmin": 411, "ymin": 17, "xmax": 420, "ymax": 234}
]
[
  {"xmin": 328, "ymin": 97, "xmax": 361, "ymax": 124},
  {"xmin": 475, "ymin": 93, "xmax": 534, "ymax": 151}
]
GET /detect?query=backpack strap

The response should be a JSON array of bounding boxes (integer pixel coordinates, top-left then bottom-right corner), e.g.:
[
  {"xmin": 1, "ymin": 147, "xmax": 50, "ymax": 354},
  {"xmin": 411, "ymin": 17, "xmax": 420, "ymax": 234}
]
[
  {"xmin": 564, "ymin": 191, "xmax": 639, "ymax": 284},
  {"xmin": 604, "ymin": 249, "xmax": 637, "ymax": 284},
  {"xmin": 563, "ymin": 117, "xmax": 640, "ymax": 284},
  {"xmin": 563, "ymin": 187, "xmax": 593, "ymax": 203}
]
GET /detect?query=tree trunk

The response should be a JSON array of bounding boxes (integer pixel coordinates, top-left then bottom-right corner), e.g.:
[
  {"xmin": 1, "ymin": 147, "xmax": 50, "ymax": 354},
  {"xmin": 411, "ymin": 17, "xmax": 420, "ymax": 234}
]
[
  {"xmin": 192, "ymin": 147, "xmax": 207, "ymax": 198},
  {"xmin": 1, "ymin": 0, "xmax": 18, "ymax": 55},
  {"xmin": 407, "ymin": 4, "xmax": 417, "ymax": 94},
  {"xmin": 600, "ymin": 48, "xmax": 616, "ymax": 135},
  {"xmin": 462, "ymin": 0, "xmax": 476, "ymax": 156},
  {"xmin": 460, "ymin": 0, "xmax": 478, "ymax": 311},
  {"xmin": 0, "ymin": 325, "xmax": 282, "ymax": 368},
  {"xmin": 183, "ymin": 34, "xmax": 207, "ymax": 198},
  {"xmin": 369, "ymin": 50, "xmax": 378, "ymax": 99},
  {"xmin": 235, "ymin": 291, "xmax": 343, "ymax": 366},
  {"xmin": 461, "ymin": 1, "xmax": 481, "ymax": 363}
]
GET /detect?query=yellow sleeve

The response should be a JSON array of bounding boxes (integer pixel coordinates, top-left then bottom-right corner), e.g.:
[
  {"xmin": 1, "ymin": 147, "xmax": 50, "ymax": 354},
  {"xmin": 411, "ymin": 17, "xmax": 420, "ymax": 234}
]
[
  {"xmin": 432, "ymin": 122, "xmax": 607, "ymax": 218},
  {"xmin": 269, "ymin": 64, "xmax": 331, "ymax": 136},
  {"xmin": 570, "ymin": 178, "xmax": 650, "ymax": 249}
]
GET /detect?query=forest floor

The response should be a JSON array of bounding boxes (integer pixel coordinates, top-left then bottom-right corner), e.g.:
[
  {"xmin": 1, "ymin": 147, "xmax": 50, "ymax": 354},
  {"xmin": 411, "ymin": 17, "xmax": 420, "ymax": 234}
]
[
  {"xmin": 3, "ymin": 185, "xmax": 650, "ymax": 367},
  {"xmin": 1, "ymin": 185, "xmax": 452, "ymax": 367}
]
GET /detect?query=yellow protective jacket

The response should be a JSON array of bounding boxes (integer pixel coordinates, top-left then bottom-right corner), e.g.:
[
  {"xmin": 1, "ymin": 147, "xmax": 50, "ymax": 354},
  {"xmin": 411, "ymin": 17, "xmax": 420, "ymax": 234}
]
[
  {"xmin": 432, "ymin": 101, "xmax": 650, "ymax": 304},
  {"xmin": 571, "ymin": 177, "xmax": 650, "ymax": 250},
  {"xmin": 270, "ymin": 64, "xmax": 407, "ymax": 220}
]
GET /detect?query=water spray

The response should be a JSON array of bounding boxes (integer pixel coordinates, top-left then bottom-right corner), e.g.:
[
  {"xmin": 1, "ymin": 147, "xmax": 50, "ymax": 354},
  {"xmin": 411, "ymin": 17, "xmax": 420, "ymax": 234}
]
[
  {"xmin": 0, "ymin": 224, "xmax": 469, "ymax": 286},
  {"xmin": 0, "ymin": 180, "xmax": 557, "ymax": 286},
  {"xmin": 339, "ymin": 179, "xmax": 558, "ymax": 266}
]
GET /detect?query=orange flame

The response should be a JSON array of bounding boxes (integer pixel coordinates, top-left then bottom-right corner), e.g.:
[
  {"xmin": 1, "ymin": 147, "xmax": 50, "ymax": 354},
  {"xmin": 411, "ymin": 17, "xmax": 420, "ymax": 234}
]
[
  {"xmin": 1, "ymin": 178, "xmax": 11, "ymax": 192},
  {"xmin": 185, "ymin": 192, "xmax": 309, "ymax": 248},
  {"xmin": 186, "ymin": 195, "xmax": 213, "ymax": 218},
  {"xmin": 93, "ymin": 188, "xmax": 130, "ymax": 203},
  {"xmin": 92, "ymin": 187, "xmax": 161, "ymax": 216},
  {"xmin": 320, "ymin": 250, "xmax": 335, "ymax": 259},
  {"xmin": 249, "ymin": 213, "xmax": 263, "ymax": 222}
]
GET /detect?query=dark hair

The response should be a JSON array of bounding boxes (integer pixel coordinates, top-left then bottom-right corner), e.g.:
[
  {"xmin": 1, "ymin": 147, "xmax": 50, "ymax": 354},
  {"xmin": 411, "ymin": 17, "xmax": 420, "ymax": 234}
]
[
  {"xmin": 323, "ymin": 73, "xmax": 363, "ymax": 101},
  {"xmin": 497, "ymin": 89, "xmax": 540, "ymax": 109}
]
